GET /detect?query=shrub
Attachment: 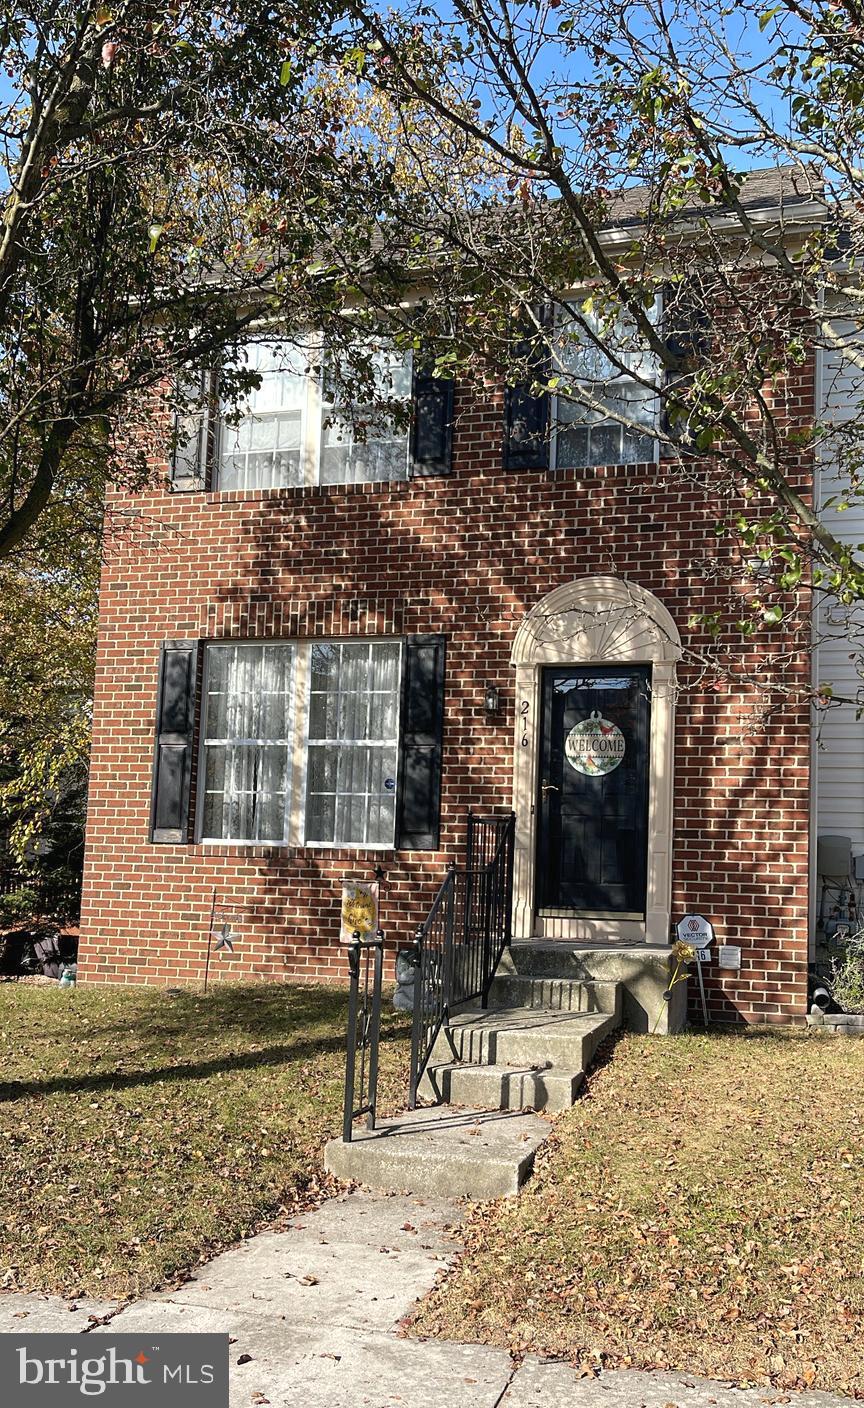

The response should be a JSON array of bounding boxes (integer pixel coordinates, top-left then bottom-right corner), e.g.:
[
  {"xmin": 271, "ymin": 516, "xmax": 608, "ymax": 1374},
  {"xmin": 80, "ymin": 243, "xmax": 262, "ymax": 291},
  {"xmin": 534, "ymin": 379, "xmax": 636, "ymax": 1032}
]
[
  {"xmin": 0, "ymin": 887, "xmax": 39, "ymax": 929},
  {"xmin": 827, "ymin": 930, "xmax": 864, "ymax": 1014}
]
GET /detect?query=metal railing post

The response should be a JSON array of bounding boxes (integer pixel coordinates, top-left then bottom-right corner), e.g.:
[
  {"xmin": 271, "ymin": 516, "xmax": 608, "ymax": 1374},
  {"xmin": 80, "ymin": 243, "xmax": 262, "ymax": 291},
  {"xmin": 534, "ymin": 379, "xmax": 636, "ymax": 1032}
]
[
  {"xmin": 341, "ymin": 929, "xmax": 384, "ymax": 1143},
  {"xmin": 408, "ymin": 925, "xmax": 425, "ymax": 1109},
  {"xmin": 366, "ymin": 932, "xmax": 384, "ymax": 1130},
  {"xmin": 504, "ymin": 811, "xmax": 515, "ymax": 948},
  {"xmin": 342, "ymin": 933, "xmax": 361, "ymax": 1143},
  {"xmin": 443, "ymin": 861, "xmax": 457, "ymax": 1015}
]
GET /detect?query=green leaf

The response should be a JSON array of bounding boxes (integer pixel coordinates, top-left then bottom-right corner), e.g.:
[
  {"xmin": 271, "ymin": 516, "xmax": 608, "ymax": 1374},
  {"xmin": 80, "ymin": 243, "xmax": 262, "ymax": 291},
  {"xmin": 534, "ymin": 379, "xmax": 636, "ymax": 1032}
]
[
  {"xmin": 279, "ymin": 59, "xmax": 292, "ymax": 87},
  {"xmin": 759, "ymin": 5, "xmax": 782, "ymax": 29},
  {"xmin": 148, "ymin": 224, "xmax": 163, "ymax": 254}
]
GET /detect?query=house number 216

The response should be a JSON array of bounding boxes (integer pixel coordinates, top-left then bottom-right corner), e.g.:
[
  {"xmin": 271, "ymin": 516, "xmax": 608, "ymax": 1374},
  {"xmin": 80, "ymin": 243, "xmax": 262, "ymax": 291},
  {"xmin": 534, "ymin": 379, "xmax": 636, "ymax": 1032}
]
[{"xmin": 520, "ymin": 700, "xmax": 530, "ymax": 748}]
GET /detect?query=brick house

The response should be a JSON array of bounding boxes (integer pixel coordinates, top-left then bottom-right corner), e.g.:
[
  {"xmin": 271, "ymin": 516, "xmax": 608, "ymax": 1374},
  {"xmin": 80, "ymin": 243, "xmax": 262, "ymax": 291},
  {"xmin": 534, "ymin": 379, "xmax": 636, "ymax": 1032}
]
[{"xmin": 79, "ymin": 170, "xmax": 828, "ymax": 1025}]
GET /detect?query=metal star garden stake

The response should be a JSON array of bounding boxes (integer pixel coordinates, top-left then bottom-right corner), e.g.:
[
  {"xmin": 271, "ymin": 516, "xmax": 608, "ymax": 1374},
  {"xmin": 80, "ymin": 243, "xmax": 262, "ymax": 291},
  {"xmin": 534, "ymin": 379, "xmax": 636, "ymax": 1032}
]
[{"xmin": 214, "ymin": 922, "xmax": 235, "ymax": 953}]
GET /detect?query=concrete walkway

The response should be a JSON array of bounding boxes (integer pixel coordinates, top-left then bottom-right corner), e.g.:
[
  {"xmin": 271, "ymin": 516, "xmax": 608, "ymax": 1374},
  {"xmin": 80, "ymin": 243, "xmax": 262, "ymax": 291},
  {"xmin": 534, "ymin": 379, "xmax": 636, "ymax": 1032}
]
[{"xmin": 0, "ymin": 1190, "xmax": 858, "ymax": 1408}]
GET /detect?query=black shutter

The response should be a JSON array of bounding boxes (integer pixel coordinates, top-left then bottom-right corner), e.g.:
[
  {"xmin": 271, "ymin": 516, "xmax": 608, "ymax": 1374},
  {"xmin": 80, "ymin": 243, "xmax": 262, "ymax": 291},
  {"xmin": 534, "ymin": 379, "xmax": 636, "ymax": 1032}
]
[
  {"xmin": 661, "ymin": 280, "xmax": 711, "ymax": 439},
  {"xmin": 170, "ymin": 371, "xmax": 215, "ymax": 491},
  {"xmin": 503, "ymin": 314, "xmax": 551, "ymax": 471},
  {"xmin": 662, "ymin": 279, "xmax": 711, "ymax": 367},
  {"xmin": 504, "ymin": 380, "xmax": 550, "ymax": 470},
  {"xmin": 410, "ymin": 367, "xmax": 454, "ymax": 476},
  {"xmin": 396, "ymin": 635, "xmax": 446, "ymax": 851},
  {"xmin": 150, "ymin": 641, "xmax": 199, "ymax": 844}
]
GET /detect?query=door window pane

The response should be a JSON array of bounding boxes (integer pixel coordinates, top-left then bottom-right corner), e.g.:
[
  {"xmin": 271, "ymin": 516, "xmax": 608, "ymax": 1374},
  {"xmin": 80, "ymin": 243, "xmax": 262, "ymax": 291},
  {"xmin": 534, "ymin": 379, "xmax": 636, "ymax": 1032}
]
[
  {"xmin": 305, "ymin": 641, "xmax": 402, "ymax": 844},
  {"xmin": 201, "ymin": 643, "xmax": 294, "ymax": 841}
]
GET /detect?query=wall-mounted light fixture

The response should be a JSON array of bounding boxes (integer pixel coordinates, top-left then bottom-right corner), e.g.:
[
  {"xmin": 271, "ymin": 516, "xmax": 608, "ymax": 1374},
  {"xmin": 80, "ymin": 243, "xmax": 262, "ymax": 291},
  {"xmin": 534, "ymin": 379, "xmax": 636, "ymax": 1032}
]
[{"xmin": 484, "ymin": 684, "xmax": 500, "ymax": 716}]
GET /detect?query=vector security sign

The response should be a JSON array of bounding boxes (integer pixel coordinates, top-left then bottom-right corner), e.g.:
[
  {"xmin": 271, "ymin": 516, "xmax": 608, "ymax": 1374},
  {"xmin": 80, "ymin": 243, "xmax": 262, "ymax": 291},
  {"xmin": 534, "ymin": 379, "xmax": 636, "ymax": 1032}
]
[{"xmin": 676, "ymin": 914, "xmax": 714, "ymax": 950}]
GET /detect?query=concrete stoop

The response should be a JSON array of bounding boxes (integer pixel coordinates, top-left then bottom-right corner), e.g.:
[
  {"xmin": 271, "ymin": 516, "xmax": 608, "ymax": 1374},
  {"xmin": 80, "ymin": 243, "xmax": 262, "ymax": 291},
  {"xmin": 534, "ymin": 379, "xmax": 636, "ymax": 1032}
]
[
  {"xmin": 325, "ymin": 945, "xmax": 628, "ymax": 1199},
  {"xmin": 426, "ymin": 1005, "xmax": 618, "ymax": 1075},
  {"xmin": 500, "ymin": 942, "xmax": 686, "ymax": 1035},
  {"xmin": 325, "ymin": 1106, "xmax": 549, "ymax": 1199}
]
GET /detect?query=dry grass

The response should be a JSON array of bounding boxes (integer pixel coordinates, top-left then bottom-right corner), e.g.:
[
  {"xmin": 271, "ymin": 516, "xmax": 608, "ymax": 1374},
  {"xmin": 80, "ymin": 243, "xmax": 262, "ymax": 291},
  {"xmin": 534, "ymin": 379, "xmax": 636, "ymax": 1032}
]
[
  {"xmin": 410, "ymin": 1029, "xmax": 864, "ymax": 1397},
  {"xmin": 0, "ymin": 982, "xmax": 410, "ymax": 1301}
]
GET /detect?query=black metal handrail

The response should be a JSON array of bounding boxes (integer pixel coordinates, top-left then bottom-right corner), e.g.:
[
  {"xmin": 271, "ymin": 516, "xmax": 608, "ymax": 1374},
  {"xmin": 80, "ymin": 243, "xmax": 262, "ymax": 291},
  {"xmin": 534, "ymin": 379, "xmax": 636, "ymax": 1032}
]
[
  {"xmin": 341, "ymin": 929, "xmax": 384, "ymax": 1143},
  {"xmin": 408, "ymin": 812, "xmax": 515, "ymax": 1107}
]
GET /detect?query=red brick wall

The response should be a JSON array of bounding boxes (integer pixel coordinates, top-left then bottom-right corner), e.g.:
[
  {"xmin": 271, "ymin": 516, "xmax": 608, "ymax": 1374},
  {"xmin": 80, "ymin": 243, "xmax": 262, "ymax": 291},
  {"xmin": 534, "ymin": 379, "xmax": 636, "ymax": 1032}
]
[{"xmin": 79, "ymin": 374, "xmax": 814, "ymax": 1023}]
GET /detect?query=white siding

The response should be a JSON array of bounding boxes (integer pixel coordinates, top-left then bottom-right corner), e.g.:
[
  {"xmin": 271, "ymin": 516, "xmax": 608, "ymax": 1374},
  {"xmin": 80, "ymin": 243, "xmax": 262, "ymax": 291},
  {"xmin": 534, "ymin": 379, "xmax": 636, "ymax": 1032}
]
[{"xmin": 816, "ymin": 321, "xmax": 864, "ymax": 853}]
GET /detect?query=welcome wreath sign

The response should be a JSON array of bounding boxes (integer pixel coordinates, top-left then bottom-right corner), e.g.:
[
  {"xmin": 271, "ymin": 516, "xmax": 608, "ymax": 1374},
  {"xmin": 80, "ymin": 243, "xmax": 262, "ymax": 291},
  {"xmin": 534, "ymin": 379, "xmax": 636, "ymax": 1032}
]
[{"xmin": 565, "ymin": 711, "xmax": 626, "ymax": 777}]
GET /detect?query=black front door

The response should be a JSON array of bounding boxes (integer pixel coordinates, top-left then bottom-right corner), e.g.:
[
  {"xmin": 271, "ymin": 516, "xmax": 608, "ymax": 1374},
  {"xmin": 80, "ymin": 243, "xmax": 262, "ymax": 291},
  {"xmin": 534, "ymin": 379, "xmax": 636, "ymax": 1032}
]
[{"xmin": 536, "ymin": 665, "xmax": 651, "ymax": 914}]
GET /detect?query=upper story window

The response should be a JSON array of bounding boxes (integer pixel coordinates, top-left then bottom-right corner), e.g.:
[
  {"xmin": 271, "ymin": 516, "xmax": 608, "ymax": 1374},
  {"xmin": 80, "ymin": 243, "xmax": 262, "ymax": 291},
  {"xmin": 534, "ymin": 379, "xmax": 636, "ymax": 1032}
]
[
  {"xmin": 218, "ymin": 344, "xmax": 308, "ymax": 492},
  {"xmin": 210, "ymin": 340, "xmax": 412, "ymax": 492},
  {"xmin": 553, "ymin": 304, "xmax": 659, "ymax": 469},
  {"xmin": 320, "ymin": 347, "xmax": 412, "ymax": 485}
]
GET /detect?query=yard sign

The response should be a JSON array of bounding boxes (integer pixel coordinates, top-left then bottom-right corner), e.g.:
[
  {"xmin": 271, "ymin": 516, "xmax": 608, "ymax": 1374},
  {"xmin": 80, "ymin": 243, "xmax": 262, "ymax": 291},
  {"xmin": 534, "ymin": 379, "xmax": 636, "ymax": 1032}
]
[
  {"xmin": 340, "ymin": 880, "xmax": 380, "ymax": 944},
  {"xmin": 676, "ymin": 913, "xmax": 714, "ymax": 1025}
]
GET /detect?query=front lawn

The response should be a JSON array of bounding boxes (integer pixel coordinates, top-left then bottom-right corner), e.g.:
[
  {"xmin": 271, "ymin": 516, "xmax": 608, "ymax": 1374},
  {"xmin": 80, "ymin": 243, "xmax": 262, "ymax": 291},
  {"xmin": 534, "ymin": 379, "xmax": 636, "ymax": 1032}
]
[
  {"xmin": 0, "ymin": 982, "xmax": 410, "ymax": 1301},
  {"xmin": 410, "ymin": 1030, "xmax": 864, "ymax": 1397}
]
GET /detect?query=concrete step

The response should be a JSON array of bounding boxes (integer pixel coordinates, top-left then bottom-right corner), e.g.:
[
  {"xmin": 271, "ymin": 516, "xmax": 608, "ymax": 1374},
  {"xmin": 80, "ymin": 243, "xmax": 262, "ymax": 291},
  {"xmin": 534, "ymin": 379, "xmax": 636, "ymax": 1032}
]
[
  {"xmin": 430, "ymin": 1006, "xmax": 618, "ymax": 1072},
  {"xmin": 426, "ymin": 1060, "xmax": 585, "ymax": 1112},
  {"xmin": 498, "ymin": 943, "xmax": 635, "ymax": 980},
  {"xmin": 324, "ymin": 1106, "xmax": 550, "ymax": 1199},
  {"xmin": 496, "ymin": 943, "xmax": 685, "ymax": 1035},
  {"xmin": 485, "ymin": 975, "xmax": 621, "ymax": 1016}
]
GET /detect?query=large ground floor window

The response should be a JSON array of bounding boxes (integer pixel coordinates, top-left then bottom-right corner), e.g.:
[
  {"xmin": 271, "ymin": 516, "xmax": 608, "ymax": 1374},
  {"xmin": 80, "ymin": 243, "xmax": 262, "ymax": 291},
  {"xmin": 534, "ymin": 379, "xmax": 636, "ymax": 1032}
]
[{"xmin": 199, "ymin": 639, "xmax": 403, "ymax": 846}]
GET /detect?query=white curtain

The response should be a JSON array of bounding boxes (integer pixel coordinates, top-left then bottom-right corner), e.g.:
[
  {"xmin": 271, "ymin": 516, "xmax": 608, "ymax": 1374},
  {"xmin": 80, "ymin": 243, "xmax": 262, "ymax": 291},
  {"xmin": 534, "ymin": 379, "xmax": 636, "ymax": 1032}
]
[
  {"xmin": 306, "ymin": 641, "xmax": 401, "ymax": 844},
  {"xmin": 202, "ymin": 644, "xmax": 294, "ymax": 841}
]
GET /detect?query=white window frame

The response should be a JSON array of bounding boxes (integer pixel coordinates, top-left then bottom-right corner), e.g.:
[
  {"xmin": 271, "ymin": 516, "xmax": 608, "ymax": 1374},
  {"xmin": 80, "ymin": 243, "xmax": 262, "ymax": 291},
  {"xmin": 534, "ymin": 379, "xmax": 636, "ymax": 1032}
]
[
  {"xmin": 299, "ymin": 638, "xmax": 404, "ymax": 849},
  {"xmin": 315, "ymin": 344, "xmax": 413, "ymax": 488},
  {"xmin": 212, "ymin": 339, "xmax": 413, "ymax": 493},
  {"xmin": 196, "ymin": 641, "xmax": 299, "ymax": 846},
  {"xmin": 550, "ymin": 293, "xmax": 662, "ymax": 473},
  {"xmin": 196, "ymin": 638, "xmax": 403, "ymax": 849},
  {"xmin": 214, "ymin": 343, "xmax": 315, "ymax": 493}
]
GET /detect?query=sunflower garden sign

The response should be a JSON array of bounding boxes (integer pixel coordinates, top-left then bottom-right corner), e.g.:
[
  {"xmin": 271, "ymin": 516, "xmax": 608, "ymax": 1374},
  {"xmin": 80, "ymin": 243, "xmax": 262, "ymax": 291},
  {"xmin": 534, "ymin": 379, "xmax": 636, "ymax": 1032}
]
[{"xmin": 340, "ymin": 880, "xmax": 379, "ymax": 943}]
